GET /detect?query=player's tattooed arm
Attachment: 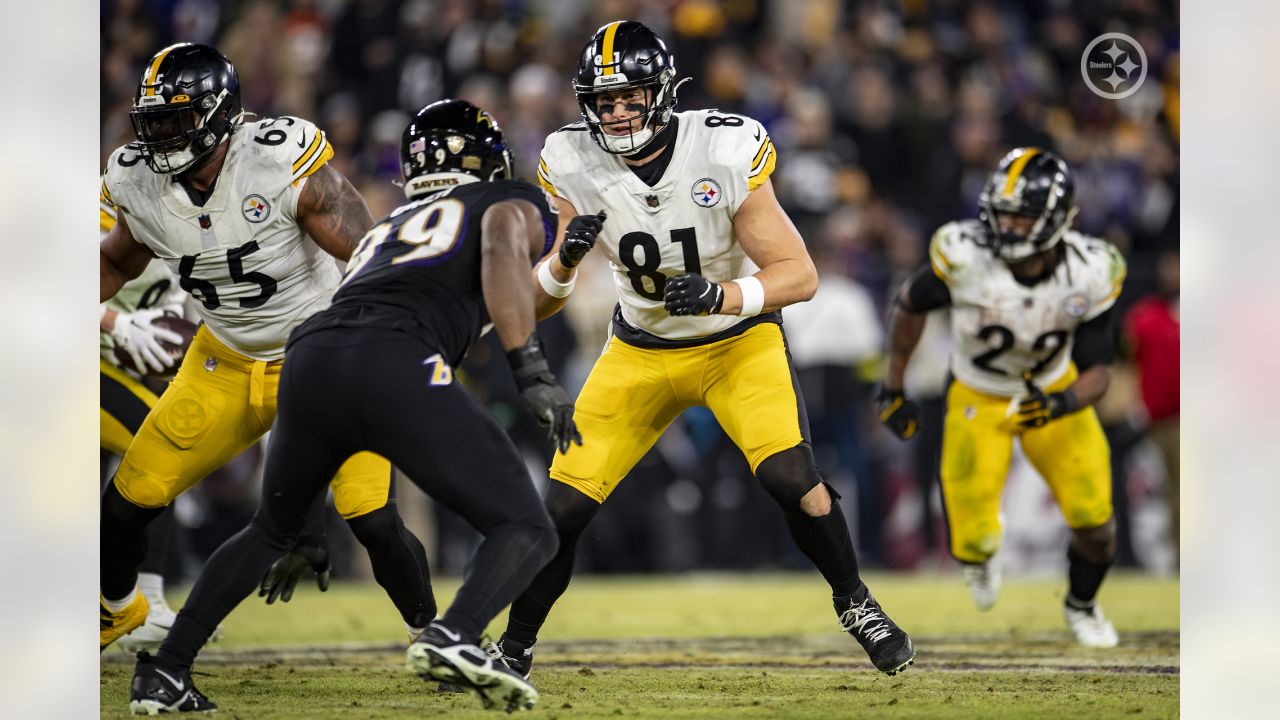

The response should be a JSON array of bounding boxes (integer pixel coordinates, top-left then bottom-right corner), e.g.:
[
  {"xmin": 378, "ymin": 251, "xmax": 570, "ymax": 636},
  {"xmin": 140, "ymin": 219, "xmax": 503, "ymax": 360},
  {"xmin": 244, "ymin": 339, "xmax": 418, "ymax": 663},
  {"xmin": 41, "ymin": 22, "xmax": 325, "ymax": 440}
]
[
  {"xmin": 723, "ymin": 178, "xmax": 818, "ymax": 314},
  {"xmin": 100, "ymin": 211, "xmax": 155, "ymax": 302},
  {"xmin": 297, "ymin": 163, "xmax": 375, "ymax": 262}
]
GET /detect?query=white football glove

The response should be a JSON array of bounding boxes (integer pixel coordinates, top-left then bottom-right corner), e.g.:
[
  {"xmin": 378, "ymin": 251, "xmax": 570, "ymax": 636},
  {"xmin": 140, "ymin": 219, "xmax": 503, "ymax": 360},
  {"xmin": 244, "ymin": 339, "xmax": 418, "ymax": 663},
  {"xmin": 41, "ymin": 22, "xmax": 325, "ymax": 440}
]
[{"xmin": 110, "ymin": 308, "xmax": 184, "ymax": 374}]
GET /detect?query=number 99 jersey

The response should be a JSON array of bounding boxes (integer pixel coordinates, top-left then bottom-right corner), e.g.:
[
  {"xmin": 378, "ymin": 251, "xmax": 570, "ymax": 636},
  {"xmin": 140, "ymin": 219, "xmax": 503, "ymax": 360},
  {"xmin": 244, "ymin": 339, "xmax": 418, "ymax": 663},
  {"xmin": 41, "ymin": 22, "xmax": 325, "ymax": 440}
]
[
  {"xmin": 103, "ymin": 116, "xmax": 340, "ymax": 360},
  {"xmin": 930, "ymin": 220, "xmax": 1126, "ymax": 398},
  {"xmin": 536, "ymin": 110, "xmax": 777, "ymax": 342}
]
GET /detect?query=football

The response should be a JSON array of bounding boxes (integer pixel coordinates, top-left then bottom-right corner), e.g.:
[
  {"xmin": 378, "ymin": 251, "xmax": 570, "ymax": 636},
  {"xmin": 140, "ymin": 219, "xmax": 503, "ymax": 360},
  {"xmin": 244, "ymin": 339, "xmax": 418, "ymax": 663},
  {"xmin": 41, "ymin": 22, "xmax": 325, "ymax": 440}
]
[{"xmin": 112, "ymin": 314, "xmax": 199, "ymax": 378}]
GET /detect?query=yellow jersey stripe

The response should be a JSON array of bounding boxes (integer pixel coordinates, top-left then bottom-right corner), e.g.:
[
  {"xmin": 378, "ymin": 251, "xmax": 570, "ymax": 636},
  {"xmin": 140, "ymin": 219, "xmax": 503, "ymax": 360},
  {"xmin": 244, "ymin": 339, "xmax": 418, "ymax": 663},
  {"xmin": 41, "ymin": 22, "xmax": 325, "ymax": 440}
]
[
  {"xmin": 746, "ymin": 141, "xmax": 776, "ymax": 192},
  {"xmin": 293, "ymin": 131, "xmax": 325, "ymax": 174},
  {"xmin": 143, "ymin": 44, "xmax": 181, "ymax": 96},
  {"xmin": 292, "ymin": 138, "xmax": 333, "ymax": 184},
  {"xmin": 100, "ymin": 208, "xmax": 117, "ymax": 234},
  {"xmin": 1001, "ymin": 147, "xmax": 1042, "ymax": 197},
  {"xmin": 536, "ymin": 171, "xmax": 560, "ymax": 197},
  {"xmin": 600, "ymin": 21, "xmax": 623, "ymax": 75}
]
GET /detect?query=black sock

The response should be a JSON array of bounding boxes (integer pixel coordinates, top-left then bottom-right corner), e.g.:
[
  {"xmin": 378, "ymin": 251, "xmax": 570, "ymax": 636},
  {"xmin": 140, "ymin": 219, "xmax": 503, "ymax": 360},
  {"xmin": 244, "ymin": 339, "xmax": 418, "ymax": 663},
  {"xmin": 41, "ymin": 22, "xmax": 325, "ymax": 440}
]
[
  {"xmin": 138, "ymin": 504, "xmax": 177, "ymax": 576},
  {"xmin": 505, "ymin": 485, "xmax": 597, "ymax": 646},
  {"xmin": 347, "ymin": 506, "xmax": 437, "ymax": 628},
  {"xmin": 441, "ymin": 518, "xmax": 557, "ymax": 645},
  {"xmin": 1066, "ymin": 546, "xmax": 1113, "ymax": 610},
  {"xmin": 101, "ymin": 481, "xmax": 165, "ymax": 600},
  {"xmin": 155, "ymin": 523, "xmax": 291, "ymax": 670},
  {"xmin": 783, "ymin": 496, "xmax": 863, "ymax": 598}
]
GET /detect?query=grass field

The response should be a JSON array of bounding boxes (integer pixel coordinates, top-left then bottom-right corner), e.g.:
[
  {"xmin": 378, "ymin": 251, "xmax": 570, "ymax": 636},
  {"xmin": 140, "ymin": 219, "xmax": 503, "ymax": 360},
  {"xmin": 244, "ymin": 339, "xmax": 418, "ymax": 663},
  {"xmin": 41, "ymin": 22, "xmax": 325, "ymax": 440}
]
[{"xmin": 100, "ymin": 571, "xmax": 1178, "ymax": 719}]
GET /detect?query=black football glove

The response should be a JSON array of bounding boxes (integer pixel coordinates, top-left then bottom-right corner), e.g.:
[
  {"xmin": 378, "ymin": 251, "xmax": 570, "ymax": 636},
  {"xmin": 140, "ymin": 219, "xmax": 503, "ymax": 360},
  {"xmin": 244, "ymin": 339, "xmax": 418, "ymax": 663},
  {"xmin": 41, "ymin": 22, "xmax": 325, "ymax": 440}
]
[
  {"xmin": 259, "ymin": 542, "xmax": 331, "ymax": 604},
  {"xmin": 508, "ymin": 336, "xmax": 583, "ymax": 454},
  {"xmin": 664, "ymin": 273, "xmax": 725, "ymax": 316},
  {"xmin": 876, "ymin": 386, "xmax": 920, "ymax": 440},
  {"xmin": 559, "ymin": 211, "xmax": 607, "ymax": 269},
  {"xmin": 1016, "ymin": 371, "xmax": 1078, "ymax": 429}
]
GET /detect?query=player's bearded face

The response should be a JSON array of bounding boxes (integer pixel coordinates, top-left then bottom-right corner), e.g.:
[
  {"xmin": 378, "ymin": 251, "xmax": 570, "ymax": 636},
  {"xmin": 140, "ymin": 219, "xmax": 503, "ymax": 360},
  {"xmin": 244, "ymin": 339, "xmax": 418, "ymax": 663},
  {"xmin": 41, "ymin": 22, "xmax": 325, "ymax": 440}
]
[
  {"xmin": 595, "ymin": 87, "xmax": 652, "ymax": 136},
  {"xmin": 996, "ymin": 212, "xmax": 1037, "ymax": 238}
]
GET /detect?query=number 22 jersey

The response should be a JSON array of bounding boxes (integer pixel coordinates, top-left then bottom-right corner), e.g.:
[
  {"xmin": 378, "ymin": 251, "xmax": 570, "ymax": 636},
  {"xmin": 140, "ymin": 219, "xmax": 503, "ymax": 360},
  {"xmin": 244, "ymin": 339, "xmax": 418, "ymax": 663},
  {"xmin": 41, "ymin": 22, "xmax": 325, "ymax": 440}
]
[
  {"xmin": 929, "ymin": 219, "xmax": 1127, "ymax": 398},
  {"xmin": 104, "ymin": 116, "xmax": 339, "ymax": 360},
  {"xmin": 536, "ymin": 110, "xmax": 777, "ymax": 344}
]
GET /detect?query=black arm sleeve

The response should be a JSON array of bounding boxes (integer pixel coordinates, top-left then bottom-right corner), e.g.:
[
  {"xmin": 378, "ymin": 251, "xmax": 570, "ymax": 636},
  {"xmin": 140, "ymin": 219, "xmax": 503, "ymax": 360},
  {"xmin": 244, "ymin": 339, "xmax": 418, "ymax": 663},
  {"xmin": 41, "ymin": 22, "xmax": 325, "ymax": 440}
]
[
  {"xmin": 897, "ymin": 265, "xmax": 952, "ymax": 313},
  {"xmin": 1071, "ymin": 308, "xmax": 1116, "ymax": 370}
]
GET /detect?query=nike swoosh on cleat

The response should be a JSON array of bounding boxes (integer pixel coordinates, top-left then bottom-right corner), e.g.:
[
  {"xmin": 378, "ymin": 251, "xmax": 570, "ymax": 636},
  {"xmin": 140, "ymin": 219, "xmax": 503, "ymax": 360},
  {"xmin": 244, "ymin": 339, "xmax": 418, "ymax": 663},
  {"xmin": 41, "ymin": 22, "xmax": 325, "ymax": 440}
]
[
  {"xmin": 155, "ymin": 668, "xmax": 186, "ymax": 692},
  {"xmin": 436, "ymin": 625, "xmax": 461, "ymax": 642}
]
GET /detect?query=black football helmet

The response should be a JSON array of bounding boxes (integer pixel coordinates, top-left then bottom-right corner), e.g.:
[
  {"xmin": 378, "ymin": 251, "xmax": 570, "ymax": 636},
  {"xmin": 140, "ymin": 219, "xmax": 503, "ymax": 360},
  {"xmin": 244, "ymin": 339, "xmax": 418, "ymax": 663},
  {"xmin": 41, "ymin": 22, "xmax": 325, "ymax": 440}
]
[
  {"xmin": 129, "ymin": 43, "xmax": 243, "ymax": 175},
  {"xmin": 573, "ymin": 21, "xmax": 682, "ymax": 155},
  {"xmin": 977, "ymin": 147, "xmax": 1078, "ymax": 262},
  {"xmin": 400, "ymin": 99, "xmax": 514, "ymax": 199}
]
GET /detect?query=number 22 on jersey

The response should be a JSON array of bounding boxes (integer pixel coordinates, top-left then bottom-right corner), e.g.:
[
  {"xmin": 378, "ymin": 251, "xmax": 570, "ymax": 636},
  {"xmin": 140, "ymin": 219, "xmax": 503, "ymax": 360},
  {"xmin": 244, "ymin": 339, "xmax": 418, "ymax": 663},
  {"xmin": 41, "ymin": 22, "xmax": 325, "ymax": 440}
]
[{"xmin": 342, "ymin": 198, "xmax": 465, "ymax": 286}]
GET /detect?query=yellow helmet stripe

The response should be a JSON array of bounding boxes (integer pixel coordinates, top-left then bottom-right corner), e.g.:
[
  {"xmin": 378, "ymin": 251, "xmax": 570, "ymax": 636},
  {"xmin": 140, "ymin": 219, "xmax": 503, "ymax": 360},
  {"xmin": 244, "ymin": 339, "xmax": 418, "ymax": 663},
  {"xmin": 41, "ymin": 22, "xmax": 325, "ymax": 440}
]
[
  {"xmin": 1001, "ymin": 147, "xmax": 1042, "ymax": 197},
  {"xmin": 143, "ymin": 44, "xmax": 183, "ymax": 96},
  {"xmin": 600, "ymin": 21, "xmax": 623, "ymax": 75}
]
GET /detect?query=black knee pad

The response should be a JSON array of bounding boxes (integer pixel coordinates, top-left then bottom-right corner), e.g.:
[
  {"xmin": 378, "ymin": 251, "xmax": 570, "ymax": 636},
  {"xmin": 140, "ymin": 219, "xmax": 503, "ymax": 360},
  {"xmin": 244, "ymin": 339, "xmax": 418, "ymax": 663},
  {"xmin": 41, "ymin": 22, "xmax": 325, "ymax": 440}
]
[
  {"xmin": 544, "ymin": 481, "xmax": 600, "ymax": 538},
  {"xmin": 346, "ymin": 505, "xmax": 405, "ymax": 550},
  {"xmin": 755, "ymin": 445, "xmax": 824, "ymax": 509},
  {"xmin": 101, "ymin": 480, "xmax": 165, "ymax": 533}
]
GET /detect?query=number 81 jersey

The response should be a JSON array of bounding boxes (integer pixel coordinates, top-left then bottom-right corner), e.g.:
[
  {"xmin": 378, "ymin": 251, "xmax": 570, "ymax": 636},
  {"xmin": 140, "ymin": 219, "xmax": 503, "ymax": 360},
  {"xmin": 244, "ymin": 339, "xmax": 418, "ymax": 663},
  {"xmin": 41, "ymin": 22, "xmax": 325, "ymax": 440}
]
[
  {"xmin": 103, "ymin": 116, "xmax": 339, "ymax": 360},
  {"xmin": 931, "ymin": 220, "xmax": 1126, "ymax": 398},
  {"xmin": 537, "ymin": 109, "xmax": 777, "ymax": 341}
]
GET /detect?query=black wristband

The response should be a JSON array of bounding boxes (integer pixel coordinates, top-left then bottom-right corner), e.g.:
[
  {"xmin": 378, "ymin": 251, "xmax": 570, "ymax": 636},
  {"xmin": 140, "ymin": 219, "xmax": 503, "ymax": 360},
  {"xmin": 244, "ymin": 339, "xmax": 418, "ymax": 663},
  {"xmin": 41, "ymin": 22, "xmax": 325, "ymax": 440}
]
[{"xmin": 506, "ymin": 335, "xmax": 553, "ymax": 390}]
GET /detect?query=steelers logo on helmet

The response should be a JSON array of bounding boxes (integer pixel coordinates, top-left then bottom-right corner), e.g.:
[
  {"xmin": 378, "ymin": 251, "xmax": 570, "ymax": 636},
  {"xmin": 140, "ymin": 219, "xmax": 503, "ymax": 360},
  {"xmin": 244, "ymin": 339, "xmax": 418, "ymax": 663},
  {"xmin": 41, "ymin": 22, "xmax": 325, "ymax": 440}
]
[
  {"xmin": 573, "ymin": 21, "xmax": 685, "ymax": 156},
  {"xmin": 691, "ymin": 178, "xmax": 722, "ymax": 208},
  {"xmin": 242, "ymin": 194, "xmax": 271, "ymax": 223},
  {"xmin": 129, "ymin": 43, "xmax": 243, "ymax": 175}
]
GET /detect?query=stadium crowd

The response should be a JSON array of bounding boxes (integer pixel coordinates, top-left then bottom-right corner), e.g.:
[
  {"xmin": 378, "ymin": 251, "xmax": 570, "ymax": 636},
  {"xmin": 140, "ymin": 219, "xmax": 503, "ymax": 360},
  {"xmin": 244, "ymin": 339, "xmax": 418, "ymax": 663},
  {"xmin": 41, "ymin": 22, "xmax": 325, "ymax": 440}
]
[{"xmin": 100, "ymin": 0, "xmax": 1179, "ymax": 576}]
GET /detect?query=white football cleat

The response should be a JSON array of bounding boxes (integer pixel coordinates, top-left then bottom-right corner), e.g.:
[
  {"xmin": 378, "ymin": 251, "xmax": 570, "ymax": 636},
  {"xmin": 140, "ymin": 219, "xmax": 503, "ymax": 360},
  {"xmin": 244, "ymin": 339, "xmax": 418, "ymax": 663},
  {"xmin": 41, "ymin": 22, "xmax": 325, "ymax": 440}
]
[
  {"xmin": 118, "ymin": 589, "xmax": 224, "ymax": 653},
  {"xmin": 1064, "ymin": 603, "xmax": 1119, "ymax": 648},
  {"xmin": 963, "ymin": 560, "xmax": 1001, "ymax": 612}
]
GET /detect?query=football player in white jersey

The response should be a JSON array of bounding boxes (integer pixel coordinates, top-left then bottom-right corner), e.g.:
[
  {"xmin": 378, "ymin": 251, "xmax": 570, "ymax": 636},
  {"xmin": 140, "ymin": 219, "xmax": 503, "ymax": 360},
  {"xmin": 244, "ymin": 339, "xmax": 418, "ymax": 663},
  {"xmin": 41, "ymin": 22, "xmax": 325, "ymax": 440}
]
[
  {"xmin": 879, "ymin": 148, "xmax": 1126, "ymax": 648},
  {"xmin": 490, "ymin": 21, "xmax": 914, "ymax": 677},
  {"xmin": 98, "ymin": 185, "xmax": 192, "ymax": 652},
  {"xmin": 99, "ymin": 44, "xmax": 436, "ymax": 657}
]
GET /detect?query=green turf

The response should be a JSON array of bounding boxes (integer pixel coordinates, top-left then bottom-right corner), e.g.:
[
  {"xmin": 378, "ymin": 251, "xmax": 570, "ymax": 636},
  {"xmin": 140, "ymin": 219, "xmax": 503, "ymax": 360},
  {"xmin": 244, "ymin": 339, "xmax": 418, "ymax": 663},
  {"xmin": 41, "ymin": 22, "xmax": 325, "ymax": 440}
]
[{"xmin": 101, "ymin": 571, "xmax": 1179, "ymax": 719}]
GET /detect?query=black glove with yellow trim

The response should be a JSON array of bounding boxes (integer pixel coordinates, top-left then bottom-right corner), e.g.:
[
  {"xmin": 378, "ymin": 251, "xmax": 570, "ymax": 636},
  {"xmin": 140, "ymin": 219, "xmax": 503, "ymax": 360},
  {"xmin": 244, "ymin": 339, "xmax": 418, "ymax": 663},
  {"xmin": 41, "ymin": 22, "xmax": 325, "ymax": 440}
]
[
  {"xmin": 1015, "ymin": 371, "xmax": 1079, "ymax": 429},
  {"xmin": 875, "ymin": 386, "xmax": 919, "ymax": 440}
]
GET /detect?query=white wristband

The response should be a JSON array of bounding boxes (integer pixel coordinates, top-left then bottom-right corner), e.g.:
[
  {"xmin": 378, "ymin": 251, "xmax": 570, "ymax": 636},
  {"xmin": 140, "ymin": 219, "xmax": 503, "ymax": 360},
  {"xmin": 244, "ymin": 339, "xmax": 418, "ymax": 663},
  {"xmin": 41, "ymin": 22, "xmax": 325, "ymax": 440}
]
[
  {"xmin": 537, "ymin": 259, "xmax": 575, "ymax": 298},
  {"xmin": 732, "ymin": 276, "xmax": 765, "ymax": 317}
]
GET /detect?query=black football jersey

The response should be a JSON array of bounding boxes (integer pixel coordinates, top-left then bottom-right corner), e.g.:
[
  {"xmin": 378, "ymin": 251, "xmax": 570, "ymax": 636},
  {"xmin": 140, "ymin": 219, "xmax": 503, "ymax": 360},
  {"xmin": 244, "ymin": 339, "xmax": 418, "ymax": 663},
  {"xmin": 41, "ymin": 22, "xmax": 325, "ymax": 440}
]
[{"xmin": 290, "ymin": 180, "xmax": 556, "ymax": 364}]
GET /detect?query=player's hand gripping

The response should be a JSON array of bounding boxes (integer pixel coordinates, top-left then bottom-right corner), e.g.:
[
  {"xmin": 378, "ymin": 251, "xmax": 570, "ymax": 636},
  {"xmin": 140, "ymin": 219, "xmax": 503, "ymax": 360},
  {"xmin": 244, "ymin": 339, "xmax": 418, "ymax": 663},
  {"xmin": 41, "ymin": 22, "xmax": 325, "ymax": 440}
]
[
  {"xmin": 559, "ymin": 211, "xmax": 607, "ymax": 269},
  {"xmin": 259, "ymin": 542, "xmax": 331, "ymax": 604},
  {"xmin": 508, "ymin": 336, "xmax": 583, "ymax": 454},
  {"xmin": 1015, "ymin": 371, "xmax": 1078, "ymax": 429},
  {"xmin": 876, "ymin": 386, "xmax": 920, "ymax": 440},
  {"xmin": 109, "ymin": 307, "xmax": 183, "ymax": 374},
  {"xmin": 664, "ymin": 273, "xmax": 725, "ymax": 316}
]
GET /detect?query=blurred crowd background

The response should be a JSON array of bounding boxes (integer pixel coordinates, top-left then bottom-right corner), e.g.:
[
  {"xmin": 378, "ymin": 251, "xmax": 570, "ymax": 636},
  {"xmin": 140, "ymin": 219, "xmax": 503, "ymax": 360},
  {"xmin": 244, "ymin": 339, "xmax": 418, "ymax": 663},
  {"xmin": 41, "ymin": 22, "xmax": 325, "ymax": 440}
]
[{"xmin": 100, "ymin": 0, "xmax": 1180, "ymax": 581}]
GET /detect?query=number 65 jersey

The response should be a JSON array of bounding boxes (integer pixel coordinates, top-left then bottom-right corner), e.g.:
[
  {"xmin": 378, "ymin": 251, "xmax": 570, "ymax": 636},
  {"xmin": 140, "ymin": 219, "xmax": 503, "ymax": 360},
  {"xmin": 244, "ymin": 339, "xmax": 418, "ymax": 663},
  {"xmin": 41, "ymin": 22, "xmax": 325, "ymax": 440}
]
[
  {"xmin": 103, "ymin": 116, "xmax": 339, "ymax": 360},
  {"xmin": 930, "ymin": 220, "xmax": 1127, "ymax": 398},
  {"xmin": 536, "ymin": 110, "xmax": 777, "ymax": 342}
]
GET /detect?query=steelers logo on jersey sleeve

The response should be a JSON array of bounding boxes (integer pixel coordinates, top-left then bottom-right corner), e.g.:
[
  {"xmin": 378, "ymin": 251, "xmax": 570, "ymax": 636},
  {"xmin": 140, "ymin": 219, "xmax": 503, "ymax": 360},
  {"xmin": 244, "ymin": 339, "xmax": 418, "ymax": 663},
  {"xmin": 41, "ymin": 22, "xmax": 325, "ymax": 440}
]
[
  {"xmin": 242, "ymin": 194, "xmax": 271, "ymax": 223},
  {"xmin": 1063, "ymin": 293, "xmax": 1089, "ymax": 317},
  {"xmin": 691, "ymin": 178, "xmax": 722, "ymax": 208}
]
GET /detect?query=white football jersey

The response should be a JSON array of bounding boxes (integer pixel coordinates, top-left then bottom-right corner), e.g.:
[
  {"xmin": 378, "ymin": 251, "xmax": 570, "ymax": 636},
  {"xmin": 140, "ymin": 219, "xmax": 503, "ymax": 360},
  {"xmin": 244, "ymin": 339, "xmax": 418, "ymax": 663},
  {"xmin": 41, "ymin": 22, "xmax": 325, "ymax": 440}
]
[
  {"xmin": 99, "ymin": 181, "xmax": 186, "ymax": 364},
  {"xmin": 930, "ymin": 220, "xmax": 1126, "ymax": 398},
  {"xmin": 537, "ymin": 109, "xmax": 777, "ymax": 341},
  {"xmin": 103, "ymin": 116, "xmax": 338, "ymax": 360}
]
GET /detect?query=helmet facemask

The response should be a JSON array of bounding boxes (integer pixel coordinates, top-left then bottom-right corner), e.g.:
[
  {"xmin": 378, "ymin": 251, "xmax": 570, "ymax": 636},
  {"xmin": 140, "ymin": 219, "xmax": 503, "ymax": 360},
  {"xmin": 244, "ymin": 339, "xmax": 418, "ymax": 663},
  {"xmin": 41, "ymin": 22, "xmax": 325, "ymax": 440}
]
[
  {"xmin": 978, "ymin": 158, "xmax": 1077, "ymax": 263},
  {"xmin": 576, "ymin": 69, "xmax": 680, "ymax": 156},
  {"xmin": 130, "ymin": 89, "xmax": 239, "ymax": 175}
]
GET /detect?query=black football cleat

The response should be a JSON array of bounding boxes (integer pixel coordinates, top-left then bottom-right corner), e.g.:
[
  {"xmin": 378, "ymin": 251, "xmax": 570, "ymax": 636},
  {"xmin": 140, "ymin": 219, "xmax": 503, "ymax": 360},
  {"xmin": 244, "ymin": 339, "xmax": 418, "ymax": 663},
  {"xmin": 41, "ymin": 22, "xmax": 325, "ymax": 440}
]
[
  {"xmin": 128, "ymin": 652, "xmax": 218, "ymax": 715},
  {"xmin": 406, "ymin": 623, "xmax": 539, "ymax": 712},
  {"xmin": 835, "ymin": 588, "xmax": 916, "ymax": 676}
]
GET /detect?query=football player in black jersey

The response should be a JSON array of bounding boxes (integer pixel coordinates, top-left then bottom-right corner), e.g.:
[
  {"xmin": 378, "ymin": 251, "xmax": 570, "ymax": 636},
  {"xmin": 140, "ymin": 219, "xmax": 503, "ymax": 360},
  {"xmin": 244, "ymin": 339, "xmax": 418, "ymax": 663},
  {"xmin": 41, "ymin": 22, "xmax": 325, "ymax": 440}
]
[{"xmin": 128, "ymin": 100, "xmax": 582, "ymax": 715}]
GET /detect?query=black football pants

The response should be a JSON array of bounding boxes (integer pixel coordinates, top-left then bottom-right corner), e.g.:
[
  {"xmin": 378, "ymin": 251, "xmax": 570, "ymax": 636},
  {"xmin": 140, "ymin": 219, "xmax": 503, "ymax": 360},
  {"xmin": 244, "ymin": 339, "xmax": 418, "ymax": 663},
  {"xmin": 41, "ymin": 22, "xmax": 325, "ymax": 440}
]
[{"xmin": 157, "ymin": 328, "xmax": 557, "ymax": 668}]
